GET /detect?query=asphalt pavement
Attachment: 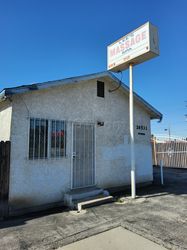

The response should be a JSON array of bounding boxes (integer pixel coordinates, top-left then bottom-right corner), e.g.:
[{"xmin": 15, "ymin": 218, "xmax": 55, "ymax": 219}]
[{"xmin": 0, "ymin": 167, "xmax": 186, "ymax": 250}]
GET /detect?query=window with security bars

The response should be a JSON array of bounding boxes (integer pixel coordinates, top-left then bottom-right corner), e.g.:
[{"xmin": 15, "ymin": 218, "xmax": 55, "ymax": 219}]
[
  {"xmin": 29, "ymin": 118, "xmax": 48, "ymax": 159},
  {"xmin": 29, "ymin": 118, "xmax": 66, "ymax": 159},
  {"xmin": 51, "ymin": 120, "xmax": 66, "ymax": 158}
]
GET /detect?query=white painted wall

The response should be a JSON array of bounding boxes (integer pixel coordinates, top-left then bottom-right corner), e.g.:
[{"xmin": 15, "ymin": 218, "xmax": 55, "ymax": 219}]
[
  {"xmin": 8, "ymin": 78, "xmax": 153, "ymax": 209},
  {"xmin": 0, "ymin": 100, "xmax": 12, "ymax": 141}
]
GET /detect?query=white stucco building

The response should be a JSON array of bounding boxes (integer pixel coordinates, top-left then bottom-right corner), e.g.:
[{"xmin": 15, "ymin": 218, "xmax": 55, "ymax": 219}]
[{"xmin": 0, "ymin": 71, "xmax": 162, "ymax": 214}]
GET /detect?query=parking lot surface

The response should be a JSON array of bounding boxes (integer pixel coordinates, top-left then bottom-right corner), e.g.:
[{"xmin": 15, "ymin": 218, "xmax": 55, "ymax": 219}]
[{"xmin": 0, "ymin": 167, "xmax": 186, "ymax": 250}]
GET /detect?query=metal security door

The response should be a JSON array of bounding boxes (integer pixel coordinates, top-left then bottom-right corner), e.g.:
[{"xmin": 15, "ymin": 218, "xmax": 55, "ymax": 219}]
[{"xmin": 72, "ymin": 123, "xmax": 95, "ymax": 189}]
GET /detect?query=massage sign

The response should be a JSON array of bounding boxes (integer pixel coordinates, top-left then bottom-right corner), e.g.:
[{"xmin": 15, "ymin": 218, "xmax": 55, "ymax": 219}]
[{"xmin": 107, "ymin": 22, "xmax": 159, "ymax": 72}]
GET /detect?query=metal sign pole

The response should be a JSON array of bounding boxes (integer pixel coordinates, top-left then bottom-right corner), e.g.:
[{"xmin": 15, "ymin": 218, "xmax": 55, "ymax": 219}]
[
  {"xmin": 129, "ymin": 63, "xmax": 136, "ymax": 198},
  {"xmin": 160, "ymin": 159, "xmax": 164, "ymax": 185}
]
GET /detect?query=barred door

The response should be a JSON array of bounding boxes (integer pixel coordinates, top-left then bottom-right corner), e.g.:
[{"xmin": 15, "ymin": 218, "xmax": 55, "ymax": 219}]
[{"xmin": 72, "ymin": 123, "xmax": 95, "ymax": 189}]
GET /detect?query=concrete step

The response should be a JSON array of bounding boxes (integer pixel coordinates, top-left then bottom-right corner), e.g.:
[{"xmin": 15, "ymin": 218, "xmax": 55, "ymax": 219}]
[
  {"xmin": 77, "ymin": 196, "xmax": 114, "ymax": 212},
  {"xmin": 66, "ymin": 187, "xmax": 105, "ymax": 201},
  {"xmin": 64, "ymin": 187, "xmax": 110, "ymax": 209}
]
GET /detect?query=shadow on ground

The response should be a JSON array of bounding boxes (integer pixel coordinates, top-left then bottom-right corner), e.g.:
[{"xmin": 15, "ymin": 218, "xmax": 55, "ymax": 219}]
[
  {"xmin": 1, "ymin": 167, "xmax": 187, "ymax": 229},
  {"xmin": 0, "ymin": 167, "xmax": 186, "ymax": 250}
]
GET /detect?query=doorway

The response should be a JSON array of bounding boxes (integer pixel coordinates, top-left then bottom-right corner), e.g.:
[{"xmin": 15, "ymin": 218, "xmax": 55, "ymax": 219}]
[{"xmin": 72, "ymin": 123, "xmax": 95, "ymax": 189}]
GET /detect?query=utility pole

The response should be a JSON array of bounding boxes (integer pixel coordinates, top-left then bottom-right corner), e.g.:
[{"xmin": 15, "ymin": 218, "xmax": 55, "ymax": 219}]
[{"xmin": 164, "ymin": 126, "xmax": 171, "ymax": 141}]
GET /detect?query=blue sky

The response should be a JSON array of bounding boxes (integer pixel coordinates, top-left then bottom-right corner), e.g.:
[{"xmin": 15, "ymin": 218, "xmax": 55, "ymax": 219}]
[{"xmin": 0, "ymin": 0, "xmax": 187, "ymax": 137}]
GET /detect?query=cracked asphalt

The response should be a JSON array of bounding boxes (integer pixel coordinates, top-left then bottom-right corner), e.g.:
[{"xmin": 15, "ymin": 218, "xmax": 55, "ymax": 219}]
[{"xmin": 0, "ymin": 167, "xmax": 186, "ymax": 250}]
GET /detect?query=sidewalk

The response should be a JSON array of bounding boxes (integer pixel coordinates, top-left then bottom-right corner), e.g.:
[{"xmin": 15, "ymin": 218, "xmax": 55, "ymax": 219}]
[{"xmin": 59, "ymin": 227, "xmax": 167, "ymax": 250}]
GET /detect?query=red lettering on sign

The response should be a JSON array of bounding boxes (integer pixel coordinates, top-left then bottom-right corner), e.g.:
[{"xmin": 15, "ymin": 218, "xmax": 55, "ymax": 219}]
[
  {"xmin": 142, "ymin": 31, "xmax": 146, "ymax": 40},
  {"xmin": 110, "ymin": 48, "xmax": 116, "ymax": 57},
  {"xmin": 120, "ymin": 43, "xmax": 125, "ymax": 51},
  {"xmin": 135, "ymin": 34, "xmax": 141, "ymax": 43},
  {"xmin": 109, "ymin": 30, "xmax": 147, "ymax": 58},
  {"xmin": 130, "ymin": 37, "xmax": 135, "ymax": 46},
  {"xmin": 125, "ymin": 40, "xmax": 130, "ymax": 49},
  {"xmin": 116, "ymin": 46, "xmax": 120, "ymax": 54}
]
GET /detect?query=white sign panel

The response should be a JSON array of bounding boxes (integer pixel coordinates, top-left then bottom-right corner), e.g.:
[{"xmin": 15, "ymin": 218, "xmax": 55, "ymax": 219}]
[{"xmin": 107, "ymin": 22, "xmax": 159, "ymax": 72}]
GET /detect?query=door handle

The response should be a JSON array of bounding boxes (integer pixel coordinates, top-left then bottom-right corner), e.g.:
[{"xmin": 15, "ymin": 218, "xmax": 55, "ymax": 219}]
[{"xmin": 72, "ymin": 152, "xmax": 77, "ymax": 159}]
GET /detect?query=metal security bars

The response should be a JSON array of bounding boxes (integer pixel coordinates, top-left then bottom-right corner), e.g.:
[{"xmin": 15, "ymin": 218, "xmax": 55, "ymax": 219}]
[
  {"xmin": 72, "ymin": 123, "xmax": 95, "ymax": 189},
  {"xmin": 29, "ymin": 118, "xmax": 48, "ymax": 159},
  {"xmin": 29, "ymin": 118, "xmax": 66, "ymax": 160},
  {"xmin": 51, "ymin": 120, "xmax": 66, "ymax": 158}
]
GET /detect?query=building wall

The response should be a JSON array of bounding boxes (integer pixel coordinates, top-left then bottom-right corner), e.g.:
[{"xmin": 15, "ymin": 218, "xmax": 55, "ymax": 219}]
[
  {"xmin": 0, "ymin": 100, "xmax": 12, "ymax": 141},
  {"xmin": 9, "ymin": 78, "xmax": 153, "ymax": 210},
  {"xmin": 94, "ymin": 81, "xmax": 152, "ymax": 188}
]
